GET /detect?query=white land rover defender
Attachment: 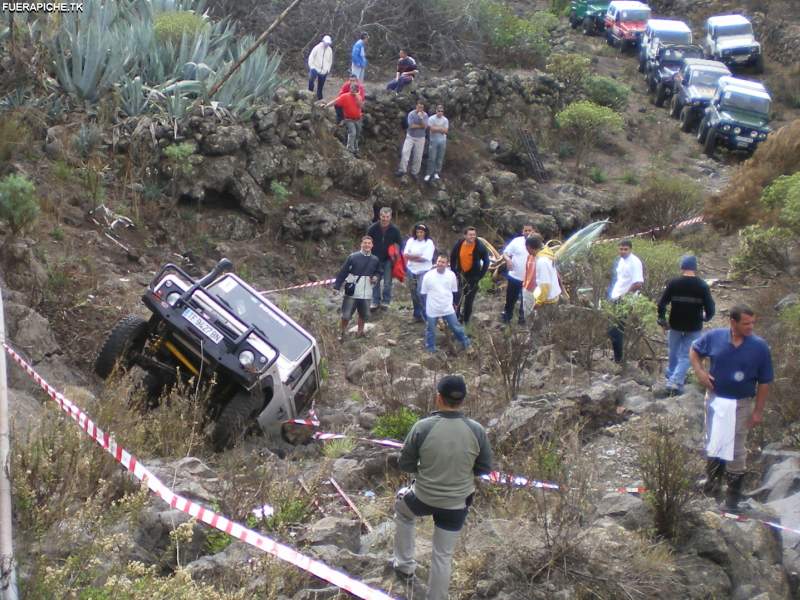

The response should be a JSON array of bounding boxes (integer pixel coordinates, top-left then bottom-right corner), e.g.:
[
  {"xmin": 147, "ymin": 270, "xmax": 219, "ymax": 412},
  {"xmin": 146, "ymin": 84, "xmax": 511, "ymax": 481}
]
[{"xmin": 703, "ymin": 14, "xmax": 764, "ymax": 73}]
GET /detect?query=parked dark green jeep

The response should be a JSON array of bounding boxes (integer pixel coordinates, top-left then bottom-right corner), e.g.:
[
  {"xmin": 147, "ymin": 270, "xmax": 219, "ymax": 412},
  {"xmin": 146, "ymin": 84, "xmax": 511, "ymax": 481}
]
[
  {"xmin": 697, "ymin": 76, "xmax": 771, "ymax": 158},
  {"xmin": 569, "ymin": 0, "xmax": 610, "ymax": 35}
]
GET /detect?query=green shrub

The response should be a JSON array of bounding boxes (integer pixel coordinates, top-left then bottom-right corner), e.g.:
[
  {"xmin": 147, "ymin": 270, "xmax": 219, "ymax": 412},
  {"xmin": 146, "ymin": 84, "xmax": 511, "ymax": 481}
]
[
  {"xmin": 730, "ymin": 225, "xmax": 792, "ymax": 275},
  {"xmin": 761, "ymin": 172, "xmax": 800, "ymax": 231},
  {"xmin": 270, "ymin": 180, "xmax": 290, "ymax": 203},
  {"xmin": 639, "ymin": 419, "xmax": 695, "ymax": 540},
  {"xmin": 0, "ymin": 173, "xmax": 39, "ymax": 235},
  {"xmin": 602, "ymin": 293, "xmax": 659, "ymax": 362},
  {"xmin": 478, "ymin": 2, "xmax": 556, "ymax": 64},
  {"xmin": 300, "ymin": 175, "xmax": 322, "ymax": 198},
  {"xmin": 321, "ymin": 436, "xmax": 356, "ymax": 458},
  {"xmin": 547, "ymin": 53, "xmax": 590, "ymax": 109},
  {"xmin": 623, "ymin": 172, "xmax": 703, "ymax": 232},
  {"xmin": 589, "ymin": 166, "xmax": 607, "ymax": 184},
  {"xmin": 0, "ymin": 115, "xmax": 31, "ymax": 164},
  {"xmin": 622, "ymin": 170, "xmax": 639, "ymax": 185},
  {"xmin": 153, "ymin": 11, "xmax": 207, "ymax": 45},
  {"xmin": 555, "ymin": 101, "xmax": 624, "ymax": 171},
  {"xmin": 583, "ymin": 75, "xmax": 630, "ymax": 110},
  {"xmin": 163, "ymin": 142, "xmax": 195, "ymax": 177},
  {"xmin": 372, "ymin": 407, "xmax": 420, "ymax": 441}
]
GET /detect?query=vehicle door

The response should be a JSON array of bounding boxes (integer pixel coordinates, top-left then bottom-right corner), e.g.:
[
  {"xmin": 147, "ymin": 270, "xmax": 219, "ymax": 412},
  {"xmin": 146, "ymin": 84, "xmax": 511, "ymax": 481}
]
[{"xmin": 605, "ymin": 5, "xmax": 616, "ymax": 32}]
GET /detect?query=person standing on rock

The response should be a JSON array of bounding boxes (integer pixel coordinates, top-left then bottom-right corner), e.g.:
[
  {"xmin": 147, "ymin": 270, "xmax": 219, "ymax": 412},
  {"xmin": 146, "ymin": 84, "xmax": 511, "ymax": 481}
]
[
  {"xmin": 403, "ymin": 223, "xmax": 436, "ymax": 322},
  {"xmin": 307, "ymin": 34, "xmax": 333, "ymax": 101},
  {"xmin": 689, "ymin": 305, "xmax": 773, "ymax": 512},
  {"xmin": 395, "ymin": 100, "xmax": 429, "ymax": 180},
  {"xmin": 366, "ymin": 207, "xmax": 403, "ymax": 309},
  {"xmin": 449, "ymin": 227, "xmax": 490, "ymax": 325},
  {"xmin": 351, "ymin": 32, "xmax": 369, "ymax": 82},
  {"xmin": 320, "ymin": 84, "xmax": 363, "ymax": 156},
  {"xmin": 424, "ymin": 104, "xmax": 449, "ymax": 183},
  {"xmin": 392, "ymin": 374, "xmax": 493, "ymax": 600},
  {"xmin": 386, "ymin": 49, "xmax": 419, "ymax": 94},
  {"xmin": 420, "ymin": 254, "xmax": 471, "ymax": 353},
  {"xmin": 522, "ymin": 234, "xmax": 562, "ymax": 326},
  {"xmin": 607, "ymin": 239, "xmax": 644, "ymax": 363},
  {"xmin": 335, "ymin": 73, "xmax": 366, "ymax": 124},
  {"xmin": 656, "ymin": 255, "xmax": 715, "ymax": 396},
  {"xmin": 332, "ymin": 236, "xmax": 382, "ymax": 341},
  {"xmin": 501, "ymin": 223, "xmax": 536, "ymax": 325}
]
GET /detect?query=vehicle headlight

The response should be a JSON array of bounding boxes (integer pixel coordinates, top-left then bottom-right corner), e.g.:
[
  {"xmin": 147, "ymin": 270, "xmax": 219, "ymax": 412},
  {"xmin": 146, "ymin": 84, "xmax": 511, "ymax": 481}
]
[
  {"xmin": 166, "ymin": 292, "xmax": 181, "ymax": 306},
  {"xmin": 750, "ymin": 130, "xmax": 758, "ymax": 138},
  {"xmin": 733, "ymin": 127, "xmax": 741, "ymax": 134},
  {"xmin": 239, "ymin": 350, "xmax": 256, "ymax": 369},
  {"xmin": 722, "ymin": 124, "xmax": 731, "ymax": 132},
  {"xmin": 759, "ymin": 132, "xmax": 767, "ymax": 139}
]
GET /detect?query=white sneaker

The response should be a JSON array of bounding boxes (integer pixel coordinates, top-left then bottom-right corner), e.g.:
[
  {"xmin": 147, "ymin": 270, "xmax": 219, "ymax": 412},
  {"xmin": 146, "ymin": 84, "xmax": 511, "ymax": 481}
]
[
  {"xmin": 423, "ymin": 174, "xmax": 431, "ymax": 182},
  {"xmin": 433, "ymin": 173, "xmax": 440, "ymax": 180}
]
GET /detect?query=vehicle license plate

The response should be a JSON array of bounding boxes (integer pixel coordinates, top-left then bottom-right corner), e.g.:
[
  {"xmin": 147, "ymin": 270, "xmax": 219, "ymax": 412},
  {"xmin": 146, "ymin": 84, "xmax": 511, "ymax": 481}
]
[
  {"xmin": 182, "ymin": 307, "xmax": 224, "ymax": 344},
  {"xmin": 735, "ymin": 136, "xmax": 753, "ymax": 146}
]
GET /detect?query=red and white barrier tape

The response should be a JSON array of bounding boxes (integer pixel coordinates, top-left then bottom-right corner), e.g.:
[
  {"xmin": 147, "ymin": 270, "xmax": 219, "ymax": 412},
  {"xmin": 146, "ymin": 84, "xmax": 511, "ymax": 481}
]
[
  {"xmin": 284, "ymin": 404, "xmax": 321, "ymax": 427},
  {"xmin": 721, "ymin": 511, "xmax": 800, "ymax": 537},
  {"xmin": 2, "ymin": 342, "xmax": 396, "ymax": 600},
  {"xmin": 261, "ymin": 279, "xmax": 336, "ymax": 295},
  {"xmin": 601, "ymin": 215, "xmax": 705, "ymax": 244}
]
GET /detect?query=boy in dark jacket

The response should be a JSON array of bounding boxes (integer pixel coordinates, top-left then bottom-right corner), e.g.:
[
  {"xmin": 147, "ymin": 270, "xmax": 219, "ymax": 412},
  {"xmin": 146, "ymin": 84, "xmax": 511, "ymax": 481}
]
[{"xmin": 333, "ymin": 236, "xmax": 383, "ymax": 340}]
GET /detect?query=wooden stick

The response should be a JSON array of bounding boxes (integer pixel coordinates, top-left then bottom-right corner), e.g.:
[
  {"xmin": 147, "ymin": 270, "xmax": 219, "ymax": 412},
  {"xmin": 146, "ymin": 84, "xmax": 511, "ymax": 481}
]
[
  {"xmin": 203, "ymin": 0, "xmax": 304, "ymax": 102},
  {"xmin": 328, "ymin": 477, "xmax": 372, "ymax": 533}
]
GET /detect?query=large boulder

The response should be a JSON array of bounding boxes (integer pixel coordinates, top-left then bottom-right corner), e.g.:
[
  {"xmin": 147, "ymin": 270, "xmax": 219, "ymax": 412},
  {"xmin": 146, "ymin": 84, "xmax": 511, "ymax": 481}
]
[{"xmin": 281, "ymin": 198, "xmax": 372, "ymax": 238}]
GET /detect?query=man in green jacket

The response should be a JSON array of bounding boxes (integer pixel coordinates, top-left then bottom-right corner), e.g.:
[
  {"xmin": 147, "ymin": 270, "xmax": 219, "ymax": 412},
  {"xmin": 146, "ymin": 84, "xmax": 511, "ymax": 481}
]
[{"xmin": 392, "ymin": 375, "xmax": 493, "ymax": 600}]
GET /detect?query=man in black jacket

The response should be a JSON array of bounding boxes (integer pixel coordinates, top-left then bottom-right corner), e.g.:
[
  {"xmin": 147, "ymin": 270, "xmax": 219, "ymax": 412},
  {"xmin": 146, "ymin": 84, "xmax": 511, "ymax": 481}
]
[
  {"xmin": 333, "ymin": 236, "xmax": 383, "ymax": 341},
  {"xmin": 449, "ymin": 227, "xmax": 490, "ymax": 324},
  {"xmin": 366, "ymin": 207, "xmax": 403, "ymax": 309},
  {"xmin": 656, "ymin": 254, "xmax": 715, "ymax": 395}
]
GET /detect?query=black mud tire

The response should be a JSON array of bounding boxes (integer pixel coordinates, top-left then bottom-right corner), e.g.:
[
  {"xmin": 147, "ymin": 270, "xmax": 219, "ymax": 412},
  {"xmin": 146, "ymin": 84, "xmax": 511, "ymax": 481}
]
[
  {"xmin": 582, "ymin": 16, "xmax": 594, "ymax": 36},
  {"xmin": 669, "ymin": 96, "xmax": 682, "ymax": 119},
  {"xmin": 679, "ymin": 107, "xmax": 695, "ymax": 132},
  {"xmin": 606, "ymin": 31, "xmax": 614, "ymax": 46},
  {"xmin": 753, "ymin": 54, "xmax": 765, "ymax": 75},
  {"xmin": 211, "ymin": 391, "xmax": 264, "ymax": 452},
  {"xmin": 655, "ymin": 84, "xmax": 668, "ymax": 107},
  {"xmin": 697, "ymin": 118, "xmax": 709, "ymax": 144},
  {"xmin": 94, "ymin": 315, "xmax": 149, "ymax": 379},
  {"xmin": 638, "ymin": 55, "xmax": 646, "ymax": 73},
  {"xmin": 703, "ymin": 128, "xmax": 717, "ymax": 157}
]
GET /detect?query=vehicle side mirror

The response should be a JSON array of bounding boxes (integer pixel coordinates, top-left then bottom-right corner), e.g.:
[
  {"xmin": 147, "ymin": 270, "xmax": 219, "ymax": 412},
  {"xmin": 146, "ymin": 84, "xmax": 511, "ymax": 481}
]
[{"xmin": 198, "ymin": 258, "xmax": 234, "ymax": 287}]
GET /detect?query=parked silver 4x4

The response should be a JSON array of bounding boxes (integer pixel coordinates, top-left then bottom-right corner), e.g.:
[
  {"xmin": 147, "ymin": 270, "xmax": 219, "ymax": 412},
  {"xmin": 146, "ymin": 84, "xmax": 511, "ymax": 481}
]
[
  {"xmin": 94, "ymin": 259, "xmax": 321, "ymax": 450},
  {"xmin": 703, "ymin": 14, "xmax": 764, "ymax": 73}
]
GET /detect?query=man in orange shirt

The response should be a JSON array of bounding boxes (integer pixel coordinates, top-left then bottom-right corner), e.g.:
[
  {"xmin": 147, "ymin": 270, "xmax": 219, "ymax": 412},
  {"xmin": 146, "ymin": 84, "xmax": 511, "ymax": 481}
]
[
  {"xmin": 449, "ymin": 227, "xmax": 490, "ymax": 324},
  {"xmin": 320, "ymin": 84, "xmax": 363, "ymax": 156}
]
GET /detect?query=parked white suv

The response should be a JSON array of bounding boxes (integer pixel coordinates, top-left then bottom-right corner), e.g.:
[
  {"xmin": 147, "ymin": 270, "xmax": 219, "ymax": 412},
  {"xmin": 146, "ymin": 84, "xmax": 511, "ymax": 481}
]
[
  {"xmin": 638, "ymin": 19, "xmax": 692, "ymax": 73},
  {"xmin": 703, "ymin": 14, "xmax": 764, "ymax": 73},
  {"xmin": 95, "ymin": 259, "xmax": 322, "ymax": 450}
]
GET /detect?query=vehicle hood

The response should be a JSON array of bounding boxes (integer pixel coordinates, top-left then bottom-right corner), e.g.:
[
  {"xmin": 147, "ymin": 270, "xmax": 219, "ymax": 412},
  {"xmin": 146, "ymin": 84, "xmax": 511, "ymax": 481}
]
[
  {"xmin": 659, "ymin": 65, "xmax": 679, "ymax": 77},
  {"xmin": 720, "ymin": 109, "xmax": 769, "ymax": 128},
  {"xmin": 717, "ymin": 35, "xmax": 758, "ymax": 50},
  {"xmin": 687, "ymin": 84, "xmax": 716, "ymax": 99},
  {"xmin": 588, "ymin": 3, "xmax": 607, "ymax": 12},
  {"xmin": 619, "ymin": 20, "xmax": 647, "ymax": 31}
]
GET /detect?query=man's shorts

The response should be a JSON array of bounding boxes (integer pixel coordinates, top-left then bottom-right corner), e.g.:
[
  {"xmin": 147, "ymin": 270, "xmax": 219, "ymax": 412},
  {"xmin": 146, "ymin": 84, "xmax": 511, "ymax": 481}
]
[{"xmin": 342, "ymin": 296, "xmax": 370, "ymax": 320}]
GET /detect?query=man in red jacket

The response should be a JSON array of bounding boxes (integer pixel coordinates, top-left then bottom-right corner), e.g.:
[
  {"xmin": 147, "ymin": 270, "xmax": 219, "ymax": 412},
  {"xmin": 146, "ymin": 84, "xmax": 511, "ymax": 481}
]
[
  {"xmin": 335, "ymin": 73, "xmax": 366, "ymax": 123},
  {"xmin": 320, "ymin": 84, "xmax": 363, "ymax": 156}
]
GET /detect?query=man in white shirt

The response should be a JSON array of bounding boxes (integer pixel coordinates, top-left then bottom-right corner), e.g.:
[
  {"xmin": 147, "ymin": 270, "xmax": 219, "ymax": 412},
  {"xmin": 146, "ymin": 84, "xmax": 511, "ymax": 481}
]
[
  {"xmin": 403, "ymin": 223, "xmax": 436, "ymax": 322},
  {"xmin": 607, "ymin": 239, "xmax": 644, "ymax": 363},
  {"xmin": 307, "ymin": 35, "xmax": 333, "ymax": 101},
  {"xmin": 501, "ymin": 223, "xmax": 536, "ymax": 324},
  {"xmin": 522, "ymin": 234, "xmax": 561, "ymax": 313},
  {"xmin": 420, "ymin": 254, "xmax": 471, "ymax": 353}
]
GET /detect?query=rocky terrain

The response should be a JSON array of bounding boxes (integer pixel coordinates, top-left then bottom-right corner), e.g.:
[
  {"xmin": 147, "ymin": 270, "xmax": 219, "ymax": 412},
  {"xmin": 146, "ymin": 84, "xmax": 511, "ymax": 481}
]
[{"xmin": 1, "ymin": 0, "xmax": 800, "ymax": 598}]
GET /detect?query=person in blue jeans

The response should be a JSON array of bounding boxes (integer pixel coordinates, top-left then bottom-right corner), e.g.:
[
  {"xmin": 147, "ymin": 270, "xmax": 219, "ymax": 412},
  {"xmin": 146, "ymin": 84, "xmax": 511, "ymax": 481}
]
[
  {"xmin": 366, "ymin": 207, "xmax": 402, "ymax": 308},
  {"xmin": 420, "ymin": 254, "xmax": 470, "ymax": 353},
  {"xmin": 403, "ymin": 223, "xmax": 435, "ymax": 322},
  {"xmin": 656, "ymin": 254, "xmax": 715, "ymax": 395}
]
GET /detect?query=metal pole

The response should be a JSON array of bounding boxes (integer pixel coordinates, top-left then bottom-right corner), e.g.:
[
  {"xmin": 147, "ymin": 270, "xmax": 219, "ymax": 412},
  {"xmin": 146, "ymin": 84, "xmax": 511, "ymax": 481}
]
[{"xmin": 0, "ymin": 288, "xmax": 19, "ymax": 600}]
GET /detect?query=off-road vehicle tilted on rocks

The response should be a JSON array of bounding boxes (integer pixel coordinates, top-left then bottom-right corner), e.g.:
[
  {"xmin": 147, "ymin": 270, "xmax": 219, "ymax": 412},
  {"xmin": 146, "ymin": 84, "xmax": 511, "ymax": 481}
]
[
  {"xmin": 697, "ymin": 76, "xmax": 771, "ymax": 158},
  {"xmin": 94, "ymin": 259, "xmax": 321, "ymax": 451}
]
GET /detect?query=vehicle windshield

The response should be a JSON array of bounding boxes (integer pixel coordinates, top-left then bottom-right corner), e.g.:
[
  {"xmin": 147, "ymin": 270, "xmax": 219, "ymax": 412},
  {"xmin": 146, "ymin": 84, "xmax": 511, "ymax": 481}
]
[
  {"xmin": 657, "ymin": 31, "xmax": 690, "ymax": 45},
  {"xmin": 620, "ymin": 9, "xmax": 649, "ymax": 21},
  {"xmin": 659, "ymin": 47, "xmax": 698, "ymax": 64},
  {"xmin": 690, "ymin": 69, "xmax": 727, "ymax": 87},
  {"xmin": 208, "ymin": 276, "xmax": 313, "ymax": 361},
  {"xmin": 721, "ymin": 90, "xmax": 770, "ymax": 117},
  {"xmin": 717, "ymin": 23, "xmax": 753, "ymax": 37}
]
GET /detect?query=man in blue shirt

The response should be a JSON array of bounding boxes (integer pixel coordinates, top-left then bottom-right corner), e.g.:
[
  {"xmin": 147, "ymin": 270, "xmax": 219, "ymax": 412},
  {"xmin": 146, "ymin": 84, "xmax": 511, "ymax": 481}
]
[
  {"xmin": 690, "ymin": 304, "xmax": 773, "ymax": 512},
  {"xmin": 351, "ymin": 32, "xmax": 368, "ymax": 81}
]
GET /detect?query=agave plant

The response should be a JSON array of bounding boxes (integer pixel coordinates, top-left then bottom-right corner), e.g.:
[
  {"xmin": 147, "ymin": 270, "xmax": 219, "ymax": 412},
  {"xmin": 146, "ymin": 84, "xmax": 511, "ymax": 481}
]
[{"xmin": 119, "ymin": 76, "xmax": 149, "ymax": 116}]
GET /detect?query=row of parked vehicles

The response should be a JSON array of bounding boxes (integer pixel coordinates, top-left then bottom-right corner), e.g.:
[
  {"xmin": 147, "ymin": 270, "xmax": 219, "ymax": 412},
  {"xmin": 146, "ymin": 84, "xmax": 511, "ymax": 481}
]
[{"xmin": 569, "ymin": 0, "xmax": 772, "ymax": 157}]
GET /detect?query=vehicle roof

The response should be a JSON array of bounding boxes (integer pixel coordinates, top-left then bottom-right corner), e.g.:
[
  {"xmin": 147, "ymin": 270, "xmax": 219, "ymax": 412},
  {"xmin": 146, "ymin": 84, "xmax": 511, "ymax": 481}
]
[
  {"xmin": 718, "ymin": 76, "xmax": 768, "ymax": 92},
  {"xmin": 707, "ymin": 15, "xmax": 751, "ymax": 27},
  {"xmin": 609, "ymin": 1, "xmax": 650, "ymax": 9},
  {"xmin": 647, "ymin": 19, "xmax": 691, "ymax": 32},
  {"xmin": 683, "ymin": 58, "xmax": 730, "ymax": 71}
]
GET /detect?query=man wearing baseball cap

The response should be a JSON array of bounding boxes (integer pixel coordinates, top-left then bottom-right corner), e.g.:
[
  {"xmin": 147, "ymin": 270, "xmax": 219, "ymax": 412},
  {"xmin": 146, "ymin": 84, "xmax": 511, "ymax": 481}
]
[{"xmin": 392, "ymin": 375, "xmax": 493, "ymax": 600}]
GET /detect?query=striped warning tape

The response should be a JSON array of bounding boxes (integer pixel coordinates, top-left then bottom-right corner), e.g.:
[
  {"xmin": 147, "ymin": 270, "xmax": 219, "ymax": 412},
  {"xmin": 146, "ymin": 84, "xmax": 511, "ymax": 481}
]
[
  {"xmin": 261, "ymin": 278, "xmax": 336, "ymax": 295},
  {"xmin": 600, "ymin": 215, "xmax": 705, "ymax": 244},
  {"xmin": 2, "ymin": 342, "xmax": 397, "ymax": 600},
  {"xmin": 721, "ymin": 511, "xmax": 800, "ymax": 536}
]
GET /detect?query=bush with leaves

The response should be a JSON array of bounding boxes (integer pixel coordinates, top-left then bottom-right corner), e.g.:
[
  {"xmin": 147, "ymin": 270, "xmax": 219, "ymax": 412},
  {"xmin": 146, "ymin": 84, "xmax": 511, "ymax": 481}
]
[
  {"xmin": 555, "ymin": 101, "xmax": 623, "ymax": 171},
  {"xmin": 547, "ymin": 53, "xmax": 590, "ymax": 110},
  {"xmin": 0, "ymin": 173, "xmax": 39, "ymax": 235},
  {"xmin": 639, "ymin": 418, "xmax": 696, "ymax": 539},
  {"xmin": 477, "ymin": 2, "xmax": 557, "ymax": 65},
  {"xmin": 372, "ymin": 407, "xmax": 420, "ymax": 441},
  {"xmin": 622, "ymin": 172, "xmax": 703, "ymax": 232},
  {"xmin": 582, "ymin": 75, "xmax": 630, "ymax": 110},
  {"xmin": 154, "ymin": 10, "xmax": 207, "ymax": 44}
]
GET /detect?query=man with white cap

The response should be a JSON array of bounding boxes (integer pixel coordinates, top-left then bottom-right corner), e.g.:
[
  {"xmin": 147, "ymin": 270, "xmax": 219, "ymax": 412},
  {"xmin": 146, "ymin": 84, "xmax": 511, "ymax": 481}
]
[
  {"xmin": 307, "ymin": 34, "xmax": 333, "ymax": 100},
  {"xmin": 392, "ymin": 374, "xmax": 493, "ymax": 600}
]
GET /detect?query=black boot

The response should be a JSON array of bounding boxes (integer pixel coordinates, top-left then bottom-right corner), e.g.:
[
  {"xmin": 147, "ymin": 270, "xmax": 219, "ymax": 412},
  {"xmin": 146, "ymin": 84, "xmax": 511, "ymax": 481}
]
[
  {"xmin": 702, "ymin": 458, "xmax": 726, "ymax": 498},
  {"xmin": 725, "ymin": 473, "xmax": 745, "ymax": 513}
]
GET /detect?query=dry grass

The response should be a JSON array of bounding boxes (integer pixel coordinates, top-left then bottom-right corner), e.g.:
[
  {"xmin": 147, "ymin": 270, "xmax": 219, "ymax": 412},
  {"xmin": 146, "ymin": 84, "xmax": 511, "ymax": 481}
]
[{"xmin": 705, "ymin": 120, "xmax": 800, "ymax": 229}]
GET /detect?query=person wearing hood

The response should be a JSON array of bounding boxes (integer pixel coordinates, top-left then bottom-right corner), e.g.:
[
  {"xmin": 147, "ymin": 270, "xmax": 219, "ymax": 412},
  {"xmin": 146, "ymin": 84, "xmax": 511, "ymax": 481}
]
[{"xmin": 307, "ymin": 35, "xmax": 333, "ymax": 100}]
